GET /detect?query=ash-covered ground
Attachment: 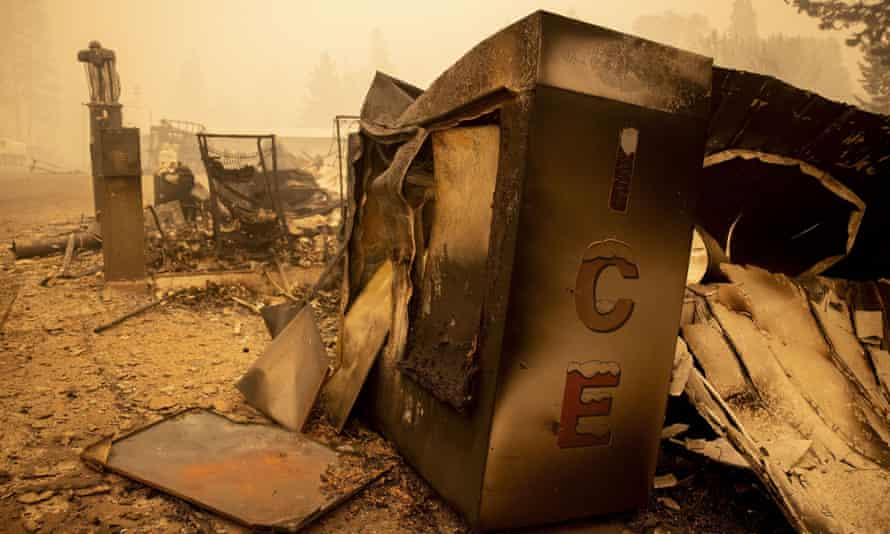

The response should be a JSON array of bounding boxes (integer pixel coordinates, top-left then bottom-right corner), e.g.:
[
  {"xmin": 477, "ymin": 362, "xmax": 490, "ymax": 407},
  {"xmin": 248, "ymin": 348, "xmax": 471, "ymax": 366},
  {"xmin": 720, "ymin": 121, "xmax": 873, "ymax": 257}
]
[{"xmin": 0, "ymin": 172, "xmax": 789, "ymax": 533}]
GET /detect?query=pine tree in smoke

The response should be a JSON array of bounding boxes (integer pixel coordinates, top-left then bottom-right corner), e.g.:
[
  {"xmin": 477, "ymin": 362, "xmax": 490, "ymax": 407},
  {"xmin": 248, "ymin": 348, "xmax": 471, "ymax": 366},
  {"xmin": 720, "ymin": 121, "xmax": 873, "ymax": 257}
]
[
  {"xmin": 730, "ymin": 0, "xmax": 759, "ymax": 41},
  {"xmin": 300, "ymin": 52, "xmax": 345, "ymax": 127},
  {"xmin": 857, "ymin": 47, "xmax": 890, "ymax": 114},
  {"xmin": 632, "ymin": 3, "xmax": 853, "ymax": 103}
]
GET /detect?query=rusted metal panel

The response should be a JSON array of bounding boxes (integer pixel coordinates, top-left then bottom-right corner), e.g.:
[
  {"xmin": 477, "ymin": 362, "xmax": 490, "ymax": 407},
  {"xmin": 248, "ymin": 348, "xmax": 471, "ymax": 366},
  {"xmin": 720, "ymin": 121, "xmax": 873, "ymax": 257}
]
[
  {"xmin": 98, "ymin": 128, "xmax": 146, "ymax": 282},
  {"xmin": 81, "ymin": 409, "xmax": 386, "ymax": 531}
]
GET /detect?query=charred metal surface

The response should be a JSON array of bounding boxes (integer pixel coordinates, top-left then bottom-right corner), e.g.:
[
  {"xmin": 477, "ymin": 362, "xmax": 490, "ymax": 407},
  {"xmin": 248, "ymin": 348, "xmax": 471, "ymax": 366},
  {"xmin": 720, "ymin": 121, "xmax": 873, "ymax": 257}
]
[
  {"xmin": 321, "ymin": 261, "xmax": 393, "ymax": 432},
  {"xmin": 98, "ymin": 127, "xmax": 146, "ymax": 282},
  {"xmin": 705, "ymin": 67, "xmax": 890, "ymax": 278},
  {"xmin": 346, "ymin": 11, "xmax": 709, "ymax": 530},
  {"xmin": 481, "ymin": 84, "xmax": 705, "ymax": 529},
  {"xmin": 398, "ymin": 126, "xmax": 500, "ymax": 412},
  {"xmin": 78, "ymin": 41, "xmax": 123, "ymax": 218},
  {"xmin": 538, "ymin": 15, "xmax": 711, "ymax": 119},
  {"xmin": 358, "ymin": 93, "xmax": 534, "ymax": 529},
  {"xmin": 395, "ymin": 14, "xmax": 541, "ymax": 126},
  {"xmin": 81, "ymin": 409, "xmax": 386, "ymax": 532},
  {"xmin": 360, "ymin": 72, "xmax": 424, "ymax": 129},
  {"xmin": 697, "ymin": 153, "xmax": 861, "ymax": 276}
]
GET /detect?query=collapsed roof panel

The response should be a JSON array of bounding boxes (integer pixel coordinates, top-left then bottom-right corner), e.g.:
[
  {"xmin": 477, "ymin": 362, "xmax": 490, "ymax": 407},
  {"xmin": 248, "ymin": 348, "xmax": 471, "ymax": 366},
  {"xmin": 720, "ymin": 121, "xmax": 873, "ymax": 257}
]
[
  {"xmin": 359, "ymin": 72, "xmax": 423, "ymax": 129},
  {"xmin": 702, "ymin": 66, "xmax": 890, "ymax": 278}
]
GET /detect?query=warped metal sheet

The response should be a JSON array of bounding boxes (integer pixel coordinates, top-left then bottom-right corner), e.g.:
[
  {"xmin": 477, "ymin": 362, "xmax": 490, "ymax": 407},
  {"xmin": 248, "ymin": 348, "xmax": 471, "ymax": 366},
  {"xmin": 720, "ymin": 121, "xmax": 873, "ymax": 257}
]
[
  {"xmin": 81, "ymin": 409, "xmax": 387, "ymax": 531},
  {"xmin": 320, "ymin": 260, "xmax": 393, "ymax": 431},
  {"xmin": 398, "ymin": 125, "xmax": 500, "ymax": 411},
  {"xmin": 706, "ymin": 66, "xmax": 890, "ymax": 278},
  {"xmin": 236, "ymin": 306, "xmax": 328, "ymax": 432}
]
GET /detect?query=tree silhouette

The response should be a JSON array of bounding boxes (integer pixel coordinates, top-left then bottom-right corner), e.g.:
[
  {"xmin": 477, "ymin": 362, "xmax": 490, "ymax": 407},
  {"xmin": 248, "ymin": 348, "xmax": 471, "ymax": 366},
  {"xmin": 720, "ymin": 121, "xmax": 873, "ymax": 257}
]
[
  {"xmin": 300, "ymin": 52, "xmax": 344, "ymax": 127},
  {"xmin": 730, "ymin": 0, "xmax": 759, "ymax": 41},
  {"xmin": 857, "ymin": 47, "xmax": 890, "ymax": 114},
  {"xmin": 786, "ymin": 0, "xmax": 890, "ymax": 60}
]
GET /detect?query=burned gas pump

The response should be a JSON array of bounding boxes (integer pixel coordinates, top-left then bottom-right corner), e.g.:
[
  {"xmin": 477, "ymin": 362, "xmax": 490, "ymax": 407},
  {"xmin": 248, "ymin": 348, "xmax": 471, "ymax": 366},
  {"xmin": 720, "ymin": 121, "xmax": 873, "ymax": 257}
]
[{"xmin": 78, "ymin": 41, "xmax": 146, "ymax": 284}]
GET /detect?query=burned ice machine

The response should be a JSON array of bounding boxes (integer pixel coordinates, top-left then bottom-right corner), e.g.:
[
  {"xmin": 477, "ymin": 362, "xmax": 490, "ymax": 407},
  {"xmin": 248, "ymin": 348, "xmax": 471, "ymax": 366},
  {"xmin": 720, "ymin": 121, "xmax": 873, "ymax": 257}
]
[{"xmin": 340, "ymin": 11, "xmax": 711, "ymax": 531}]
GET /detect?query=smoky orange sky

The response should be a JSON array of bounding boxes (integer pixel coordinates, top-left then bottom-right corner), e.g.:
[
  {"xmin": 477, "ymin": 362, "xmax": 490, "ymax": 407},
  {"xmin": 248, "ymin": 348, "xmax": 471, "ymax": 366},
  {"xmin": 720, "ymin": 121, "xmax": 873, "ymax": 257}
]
[{"xmin": 12, "ymin": 0, "xmax": 865, "ymax": 168}]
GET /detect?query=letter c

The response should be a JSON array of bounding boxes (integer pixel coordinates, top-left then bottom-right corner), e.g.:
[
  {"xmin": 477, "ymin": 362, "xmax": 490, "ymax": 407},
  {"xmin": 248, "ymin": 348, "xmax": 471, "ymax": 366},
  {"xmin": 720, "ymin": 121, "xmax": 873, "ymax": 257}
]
[{"xmin": 574, "ymin": 240, "xmax": 638, "ymax": 333}]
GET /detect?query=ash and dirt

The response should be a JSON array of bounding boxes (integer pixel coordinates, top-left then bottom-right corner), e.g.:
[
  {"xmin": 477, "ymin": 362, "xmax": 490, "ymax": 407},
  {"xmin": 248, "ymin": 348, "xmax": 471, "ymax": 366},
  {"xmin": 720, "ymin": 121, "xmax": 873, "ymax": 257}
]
[{"xmin": 0, "ymin": 171, "xmax": 791, "ymax": 533}]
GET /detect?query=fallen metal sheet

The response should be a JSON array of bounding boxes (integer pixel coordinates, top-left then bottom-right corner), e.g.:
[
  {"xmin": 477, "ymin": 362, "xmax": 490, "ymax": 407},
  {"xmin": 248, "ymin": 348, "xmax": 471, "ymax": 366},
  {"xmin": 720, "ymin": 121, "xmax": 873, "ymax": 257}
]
[
  {"xmin": 807, "ymin": 281, "xmax": 890, "ymax": 426},
  {"xmin": 261, "ymin": 300, "xmax": 302, "ymax": 339},
  {"xmin": 681, "ymin": 273, "xmax": 890, "ymax": 532},
  {"xmin": 673, "ymin": 437, "xmax": 748, "ymax": 469},
  {"xmin": 320, "ymin": 260, "xmax": 392, "ymax": 432},
  {"xmin": 698, "ymin": 151, "xmax": 864, "ymax": 277},
  {"xmin": 720, "ymin": 265, "xmax": 890, "ymax": 459},
  {"xmin": 708, "ymin": 293, "xmax": 879, "ymax": 466},
  {"xmin": 707, "ymin": 66, "xmax": 890, "ymax": 278},
  {"xmin": 236, "ymin": 306, "xmax": 328, "ymax": 432},
  {"xmin": 81, "ymin": 409, "xmax": 386, "ymax": 531},
  {"xmin": 683, "ymin": 368, "xmax": 844, "ymax": 534},
  {"xmin": 682, "ymin": 322, "xmax": 748, "ymax": 399}
]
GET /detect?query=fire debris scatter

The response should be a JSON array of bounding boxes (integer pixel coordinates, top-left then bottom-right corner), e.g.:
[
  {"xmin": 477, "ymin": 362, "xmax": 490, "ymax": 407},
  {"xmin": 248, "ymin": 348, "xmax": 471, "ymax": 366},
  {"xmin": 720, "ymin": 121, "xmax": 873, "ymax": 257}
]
[{"xmin": 4, "ymin": 7, "xmax": 890, "ymax": 534}]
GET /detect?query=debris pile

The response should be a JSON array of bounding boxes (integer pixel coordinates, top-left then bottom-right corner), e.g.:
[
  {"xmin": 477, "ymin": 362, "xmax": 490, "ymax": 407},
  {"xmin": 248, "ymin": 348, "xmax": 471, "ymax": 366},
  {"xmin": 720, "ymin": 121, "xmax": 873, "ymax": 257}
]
[
  {"xmin": 6, "ymin": 9, "xmax": 890, "ymax": 534},
  {"xmin": 671, "ymin": 264, "xmax": 890, "ymax": 532}
]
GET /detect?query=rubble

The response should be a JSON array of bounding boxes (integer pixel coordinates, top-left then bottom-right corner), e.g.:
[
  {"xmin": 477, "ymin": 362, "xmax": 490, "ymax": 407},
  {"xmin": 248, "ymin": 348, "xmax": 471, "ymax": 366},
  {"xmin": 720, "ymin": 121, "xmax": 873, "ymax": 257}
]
[
  {"xmin": 4, "ymin": 8, "xmax": 890, "ymax": 533},
  {"xmin": 10, "ymin": 225, "xmax": 101, "ymax": 260},
  {"xmin": 676, "ymin": 264, "xmax": 890, "ymax": 532}
]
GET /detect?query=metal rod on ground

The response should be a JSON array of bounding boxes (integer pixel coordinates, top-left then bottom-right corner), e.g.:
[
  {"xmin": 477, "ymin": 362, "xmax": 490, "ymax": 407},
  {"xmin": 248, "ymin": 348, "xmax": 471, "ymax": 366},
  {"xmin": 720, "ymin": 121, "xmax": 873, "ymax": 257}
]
[
  {"xmin": 94, "ymin": 298, "xmax": 165, "ymax": 333},
  {"xmin": 39, "ymin": 233, "xmax": 77, "ymax": 287},
  {"xmin": 263, "ymin": 268, "xmax": 299, "ymax": 303},
  {"xmin": 60, "ymin": 232, "xmax": 77, "ymax": 277},
  {"xmin": 231, "ymin": 296, "xmax": 261, "ymax": 314},
  {"xmin": 0, "ymin": 285, "xmax": 21, "ymax": 333},
  {"xmin": 275, "ymin": 257, "xmax": 293, "ymax": 297}
]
